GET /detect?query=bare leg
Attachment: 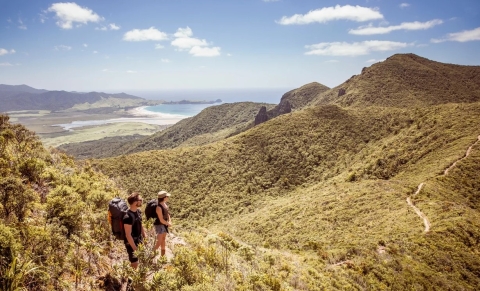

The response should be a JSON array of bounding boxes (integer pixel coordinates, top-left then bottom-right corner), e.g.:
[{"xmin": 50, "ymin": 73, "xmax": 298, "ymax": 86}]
[
  {"xmin": 153, "ymin": 233, "xmax": 162, "ymax": 251},
  {"xmin": 159, "ymin": 233, "xmax": 167, "ymax": 256},
  {"xmin": 131, "ymin": 261, "xmax": 139, "ymax": 269}
]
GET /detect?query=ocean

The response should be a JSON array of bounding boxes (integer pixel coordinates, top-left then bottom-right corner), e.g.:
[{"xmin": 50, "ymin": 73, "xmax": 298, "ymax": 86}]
[{"xmin": 130, "ymin": 88, "xmax": 288, "ymax": 104}]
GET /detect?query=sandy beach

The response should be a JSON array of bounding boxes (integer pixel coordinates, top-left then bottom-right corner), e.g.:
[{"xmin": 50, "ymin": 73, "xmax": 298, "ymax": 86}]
[{"xmin": 54, "ymin": 106, "xmax": 189, "ymax": 130}]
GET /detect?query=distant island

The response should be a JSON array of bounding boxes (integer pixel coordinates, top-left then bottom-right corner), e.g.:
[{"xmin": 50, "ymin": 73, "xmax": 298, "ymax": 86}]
[{"xmin": 162, "ymin": 99, "xmax": 222, "ymax": 105}]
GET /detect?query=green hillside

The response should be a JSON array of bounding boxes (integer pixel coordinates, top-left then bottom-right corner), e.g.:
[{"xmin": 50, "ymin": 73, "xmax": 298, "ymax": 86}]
[
  {"xmin": 3, "ymin": 53, "xmax": 480, "ymax": 290},
  {"xmin": 0, "ymin": 114, "xmax": 120, "ymax": 289},
  {"xmin": 93, "ymin": 54, "xmax": 480, "ymax": 289}
]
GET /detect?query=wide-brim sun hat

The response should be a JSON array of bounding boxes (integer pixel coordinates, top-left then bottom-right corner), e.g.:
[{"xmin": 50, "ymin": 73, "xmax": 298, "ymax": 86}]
[{"xmin": 158, "ymin": 190, "xmax": 171, "ymax": 199}]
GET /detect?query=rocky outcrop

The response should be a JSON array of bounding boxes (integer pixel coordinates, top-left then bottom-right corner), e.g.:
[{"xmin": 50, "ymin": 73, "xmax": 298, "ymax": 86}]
[
  {"xmin": 254, "ymin": 106, "xmax": 269, "ymax": 126},
  {"xmin": 338, "ymin": 88, "xmax": 346, "ymax": 97},
  {"xmin": 253, "ymin": 82, "xmax": 330, "ymax": 127},
  {"xmin": 277, "ymin": 100, "xmax": 292, "ymax": 115}
]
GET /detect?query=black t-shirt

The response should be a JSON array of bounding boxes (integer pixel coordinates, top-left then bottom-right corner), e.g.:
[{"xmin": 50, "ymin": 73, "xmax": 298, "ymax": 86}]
[{"xmin": 123, "ymin": 210, "xmax": 142, "ymax": 243}]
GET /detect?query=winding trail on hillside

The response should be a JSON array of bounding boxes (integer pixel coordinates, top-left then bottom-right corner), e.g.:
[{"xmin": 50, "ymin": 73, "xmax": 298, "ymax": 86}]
[
  {"xmin": 444, "ymin": 135, "xmax": 480, "ymax": 175},
  {"xmin": 406, "ymin": 183, "xmax": 430, "ymax": 232},
  {"xmin": 407, "ymin": 135, "xmax": 480, "ymax": 233}
]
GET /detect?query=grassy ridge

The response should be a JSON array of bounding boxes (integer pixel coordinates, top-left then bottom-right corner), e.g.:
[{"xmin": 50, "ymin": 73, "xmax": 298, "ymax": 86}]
[{"xmin": 314, "ymin": 54, "xmax": 480, "ymax": 108}]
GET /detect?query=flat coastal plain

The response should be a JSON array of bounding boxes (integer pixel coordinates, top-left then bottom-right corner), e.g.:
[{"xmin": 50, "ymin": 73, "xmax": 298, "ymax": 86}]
[{"xmin": 8, "ymin": 107, "xmax": 172, "ymax": 148}]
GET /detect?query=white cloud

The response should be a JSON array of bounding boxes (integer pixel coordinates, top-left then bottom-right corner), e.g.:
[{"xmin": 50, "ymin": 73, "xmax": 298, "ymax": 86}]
[
  {"xmin": 0, "ymin": 62, "xmax": 13, "ymax": 66},
  {"xmin": 83, "ymin": 43, "xmax": 88, "ymax": 47},
  {"xmin": 399, "ymin": 3, "xmax": 410, "ymax": 8},
  {"xmin": 431, "ymin": 27, "xmax": 480, "ymax": 43},
  {"xmin": 93, "ymin": 50, "xmax": 98, "ymax": 54},
  {"xmin": 171, "ymin": 27, "xmax": 221, "ymax": 57},
  {"xmin": 54, "ymin": 45, "xmax": 72, "ymax": 51},
  {"xmin": 161, "ymin": 58, "xmax": 170, "ymax": 63},
  {"xmin": 123, "ymin": 27, "xmax": 168, "ymax": 41},
  {"xmin": 189, "ymin": 46, "xmax": 221, "ymax": 57},
  {"xmin": 109, "ymin": 23, "xmax": 120, "ymax": 30},
  {"xmin": 227, "ymin": 53, "xmax": 232, "ymax": 57},
  {"xmin": 172, "ymin": 37, "xmax": 208, "ymax": 50},
  {"xmin": 349, "ymin": 19, "xmax": 443, "ymax": 35},
  {"xmin": 126, "ymin": 70, "xmax": 137, "ymax": 73},
  {"xmin": 171, "ymin": 27, "xmax": 208, "ymax": 50},
  {"xmin": 95, "ymin": 26, "xmax": 108, "ymax": 31},
  {"xmin": 102, "ymin": 68, "xmax": 110, "ymax": 72},
  {"xmin": 305, "ymin": 41, "xmax": 410, "ymax": 56},
  {"xmin": 7, "ymin": 18, "xmax": 12, "ymax": 23},
  {"xmin": 48, "ymin": 2, "xmax": 103, "ymax": 29},
  {"xmin": 174, "ymin": 27, "xmax": 193, "ymax": 38},
  {"xmin": 277, "ymin": 5, "xmax": 383, "ymax": 25},
  {"xmin": 0, "ymin": 48, "xmax": 16, "ymax": 56},
  {"xmin": 155, "ymin": 44, "xmax": 164, "ymax": 49}
]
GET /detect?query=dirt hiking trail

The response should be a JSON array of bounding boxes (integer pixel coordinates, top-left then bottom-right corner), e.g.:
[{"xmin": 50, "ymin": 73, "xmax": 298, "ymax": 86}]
[{"xmin": 407, "ymin": 135, "xmax": 480, "ymax": 233}]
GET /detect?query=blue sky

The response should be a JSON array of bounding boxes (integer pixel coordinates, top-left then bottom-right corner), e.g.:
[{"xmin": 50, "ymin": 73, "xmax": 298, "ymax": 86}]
[{"xmin": 0, "ymin": 0, "xmax": 479, "ymax": 92}]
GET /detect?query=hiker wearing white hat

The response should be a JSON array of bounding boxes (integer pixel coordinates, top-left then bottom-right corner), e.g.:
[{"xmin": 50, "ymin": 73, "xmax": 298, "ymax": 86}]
[{"xmin": 153, "ymin": 190, "xmax": 172, "ymax": 256}]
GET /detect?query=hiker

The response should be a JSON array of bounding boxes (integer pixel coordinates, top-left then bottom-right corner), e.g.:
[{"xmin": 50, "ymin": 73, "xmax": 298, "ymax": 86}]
[
  {"xmin": 124, "ymin": 192, "xmax": 147, "ymax": 269},
  {"xmin": 153, "ymin": 190, "xmax": 172, "ymax": 256}
]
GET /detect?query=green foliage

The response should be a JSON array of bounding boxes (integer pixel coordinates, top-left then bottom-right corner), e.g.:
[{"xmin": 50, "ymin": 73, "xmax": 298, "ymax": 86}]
[
  {"xmin": 0, "ymin": 255, "xmax": 43, "ymax": 291},
  {"xmin": 95, "ymin": 100, "xmax": 480, "ymax": 289},
  {"xmin": 0, "ymin": 224, "xmax": 20, "ymax": 267},
  {"xmin": 0, "ymin": 114, "xmax": 119, "ymax": 290}
]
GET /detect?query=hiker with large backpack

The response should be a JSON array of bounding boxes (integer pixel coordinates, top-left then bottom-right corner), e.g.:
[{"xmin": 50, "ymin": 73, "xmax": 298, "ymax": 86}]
[
  {"xmin": 153, "ymin": 190, "xmax": 172, "ymax": 256},
  {"xmin": 123, "ymin": 192, "xmax": 147, "ymax": 269}
]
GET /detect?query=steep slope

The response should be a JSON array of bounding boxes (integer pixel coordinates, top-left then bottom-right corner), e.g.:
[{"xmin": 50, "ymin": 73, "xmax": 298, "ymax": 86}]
[
  {"xmin": 93, "ymin": 54, "xmax": 480, "ymax": 289},
  {"xmin": 0, "ymin": 114, "xmax": 120, "ymax": 290},
  {"xmin": 95, "ymin": 101, "xmax": 480, "ymax": 290},
  {"xmin": 314, "ymin": 53, "xmax": 480, "ymax": 108}
]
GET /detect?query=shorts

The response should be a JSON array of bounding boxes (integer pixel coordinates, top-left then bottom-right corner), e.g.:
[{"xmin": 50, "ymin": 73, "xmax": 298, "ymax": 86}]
[
  {"xmin": 155, "ymin": 224, "xmax": 168, "ymax": 235},
  {"xmin": 125, "ymin": 237, "xmax": 143, "ymax": 263}
]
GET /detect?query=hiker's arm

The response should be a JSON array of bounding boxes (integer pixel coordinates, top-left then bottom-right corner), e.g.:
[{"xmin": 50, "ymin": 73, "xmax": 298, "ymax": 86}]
[
  {"xmin": 124, "ymin": 224, "xmax": 136, "ymax": 250},
  {"xmin": 156, "ymin": 206, "xmax": 171, "ymax": 226}
]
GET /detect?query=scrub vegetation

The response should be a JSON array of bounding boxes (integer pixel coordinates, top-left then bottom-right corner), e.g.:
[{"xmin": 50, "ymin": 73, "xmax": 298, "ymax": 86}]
[{"xmin": 2, "ymin": 54, "xmax": 480, "ymax": 290}]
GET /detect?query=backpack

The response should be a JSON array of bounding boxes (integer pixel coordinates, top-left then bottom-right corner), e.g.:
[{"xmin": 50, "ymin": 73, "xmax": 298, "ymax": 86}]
[
  {"xmin": 145, "ymin": 199, "xmax": 166, "ymax": 223},
  {"xmin": 108, "ymin": 197, "xmax": 128, "ymax": 240},
  {"xmin": 145, "ymin": 199, "xmax": 158, "ymax": 221}
]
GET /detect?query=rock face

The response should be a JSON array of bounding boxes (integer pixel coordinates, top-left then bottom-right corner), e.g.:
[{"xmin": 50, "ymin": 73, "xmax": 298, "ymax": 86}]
[
  {"xmin": 253, "ymin": 82, "xmax": 330, "ymax": 127},
  {"xmin": 254, "ymin": 101, "xmax": 292, "ymax": 126},
  {"xmin": 338, "ymin": 88, "xmax": 346, "ymax": 97},
  {"xmin": 277, "ymin": 100, "xmax": 292, "ymax": 115},
  {"xmin": 254, "ymin": 106, "xmax": 269, "ymax": 126}
]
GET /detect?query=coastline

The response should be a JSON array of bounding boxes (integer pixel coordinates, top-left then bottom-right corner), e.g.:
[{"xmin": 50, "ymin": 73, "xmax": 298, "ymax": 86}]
[{"xmin": 53, "ymin": 106, "xmax": 189, "ymax": 131}]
